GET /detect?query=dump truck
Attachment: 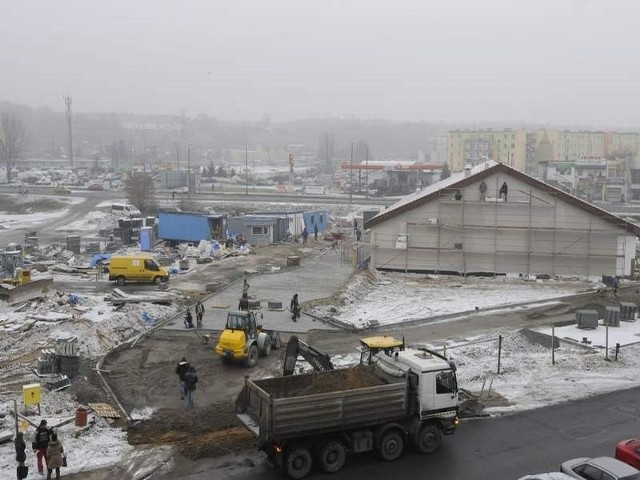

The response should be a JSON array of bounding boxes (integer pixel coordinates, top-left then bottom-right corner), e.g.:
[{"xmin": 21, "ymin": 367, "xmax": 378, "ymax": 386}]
[{"xmin": 236, "ymin": 347, "xmax": 459, "ymax": 479}]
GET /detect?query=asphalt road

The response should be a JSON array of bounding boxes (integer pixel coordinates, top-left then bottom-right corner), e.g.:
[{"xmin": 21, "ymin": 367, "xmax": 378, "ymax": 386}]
[{"xmin": 193, "ymin": 386, "xmax": 640, "ymax": 480}]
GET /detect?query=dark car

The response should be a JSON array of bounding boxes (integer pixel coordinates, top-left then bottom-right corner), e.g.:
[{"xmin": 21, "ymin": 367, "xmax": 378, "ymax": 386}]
[
  {"xmin": 617, "ymin": 439, "xmax": 640, "ymax": 470},
  {"xmin": 88, "ymin": 183, "xmax": 104, "ymax": 191}
]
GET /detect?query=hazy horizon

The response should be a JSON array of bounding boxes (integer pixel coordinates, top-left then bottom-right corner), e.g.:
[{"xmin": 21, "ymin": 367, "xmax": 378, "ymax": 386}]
[{"xmin": 3, "ymin": 1, "xmax": 639, "ymax": 127}]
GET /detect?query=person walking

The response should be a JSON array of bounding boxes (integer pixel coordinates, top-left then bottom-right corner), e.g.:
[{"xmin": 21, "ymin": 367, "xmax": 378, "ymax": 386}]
[
  {"xmin": 184, "ymin": 365, "xmax": 198, "ymax": 407},
  {"xmin": 290, "ymin": 293, "xmax": 300, "ymax": 322},
  {"xmin": 15, "ymin": 431, "xmax": 27, "ymax": 479},
  {"xmin": 195, "ymin": 301, "xmax": 205, "ymax": 328},
  {"xmin": 353, "ymin": 218, "xmax": 358, "ymax": 233},
  {"xmin": 184, "ymin": 309, "xmax": 194, "ymax": 329},
  {"xmin": 242, "ymin": 278, "xmax": 250, "ymax": 297},
  {"xmin": 175, "ymin": 357, "xmax": 189, "ymax": 400},
  {"xmin": 356, "ymin": 228, "xmax": 362, "ymax": 242},
  {"xmin": 499, "ymin": 181, "xmax": 508, "ymax": 202},
  {"xmin": 301, "ymin": 227, "xmax": 309, "ymax": 244},
  {"xmin": 33, "ymin": 419, "xmax": 51, "ymax": 475},
  {"xmin": 314, "ymin": 223, "xmax": 319, "ymax": 241},
  {"xmin": 45, "ymin": 432, "xmax": 64, "ymax": 480}
]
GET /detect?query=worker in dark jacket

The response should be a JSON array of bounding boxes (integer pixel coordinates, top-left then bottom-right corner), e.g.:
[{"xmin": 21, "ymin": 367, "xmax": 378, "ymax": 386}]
[
  {"xmin": 175, "ymin": 357, "xmax": 190, "ymax": 400},
  {"xmin": 15, "ymin": 431, "xmax": 26, "ymax": 479},
  {"xmin": 33, "ymin": 419, "xmax": 51, "ymax": 475},
  {"xmin": 290, "ymin": 293, "xmax": 300, "ymax": 322},
  {"xmin": 184, "ymin": 366, "xmax": 198, "ymax": 407},
  {"xmin": 499, "ymin": 181, "xmax": 508, "ymax": 201},
  {"xmin": 195, "ymin": 301, "xmax": 205, "ymax": 328},
  {"xmin": 184, "ymin": 308, "xmax": 194, "ymax": 329}
]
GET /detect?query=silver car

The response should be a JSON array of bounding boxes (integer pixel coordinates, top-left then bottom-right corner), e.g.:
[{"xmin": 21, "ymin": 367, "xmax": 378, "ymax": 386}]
[
  {"xmin": 561, "ymin": 456, "xmax": 640, "ymax": 480},
  {"xmin": 518, "ymin": 473, "xmax": 575, "ymax": 480}
]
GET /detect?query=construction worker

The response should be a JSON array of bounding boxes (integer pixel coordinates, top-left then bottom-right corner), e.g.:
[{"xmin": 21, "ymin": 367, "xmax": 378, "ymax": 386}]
[
  {"xmin": 195, "ymin": 301, "xmax": 205, "ymax": 328},
  {"xmin": 175, "ymin": 357, "xmax": 189, "ymax": 400},
  {"xmin": 184, "ymin": 366, "xmax": 198, "ymax": 408},
  {"xmin": 184, "ymin": 309, "xmax": 194, "ymax": 329},
  {"xmin": 242, "ymin": 278, "xmax": 250, "ymax": 297},
  {"xmin": 33, "ymin": 419, "xmax": 52, "ymax": 475},
  {"xmin": 290, "ymin": 293, "xmax": 301, "ymax": 322}
]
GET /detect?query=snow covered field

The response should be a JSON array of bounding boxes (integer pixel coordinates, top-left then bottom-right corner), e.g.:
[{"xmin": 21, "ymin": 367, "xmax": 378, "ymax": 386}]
[
  {"xmin": 0, "ymin": 195, "xmax": 85, "ymax": 230},
  {"xmin": 312, "ymin": 272, "xmax": 596, "ymax": 328}
]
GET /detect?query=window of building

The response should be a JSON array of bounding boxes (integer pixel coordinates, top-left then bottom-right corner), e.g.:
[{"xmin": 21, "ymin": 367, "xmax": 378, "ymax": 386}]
[
  {"xmin": 320, "ymin": 215, "xmax": 324, "ymax": 223},
  {"xmin": 310, "ymin": 215, "xmax": 315, "ymax": 224},
  {"xmin": 252, "ymin": 226, "xmax": 268, "ymax": 235}
]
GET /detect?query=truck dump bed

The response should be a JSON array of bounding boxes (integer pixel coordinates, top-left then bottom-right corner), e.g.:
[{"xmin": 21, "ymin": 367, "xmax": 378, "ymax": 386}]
[{"xmin": 237, "ymin": 365, "xmax": 408, "ymax": 443}]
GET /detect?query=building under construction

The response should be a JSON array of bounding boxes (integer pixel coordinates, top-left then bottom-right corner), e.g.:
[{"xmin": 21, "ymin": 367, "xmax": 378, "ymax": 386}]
[{"xmin": 365, "ymin": 162, "xmax": 640, "ymax": 278}]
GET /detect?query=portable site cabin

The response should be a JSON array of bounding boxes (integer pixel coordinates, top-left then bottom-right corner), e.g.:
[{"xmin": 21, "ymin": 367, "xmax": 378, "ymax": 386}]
[
  {"xmin": 227, "ymin": 216, "xmax": 278, "ymax": 246},
  {"xmin": 303, "ymin": 210, "xmax": 329, "ymax": 235},
  {"xmin": 253, "ymin": 211, "xmax": 306, "ymax": 239},
  {"xmin": 157, "ymin": 211, "xmax": 227, "ymax": 244},
  {"xmin": 365, "ymin": 162, "xmax": 640, "ymax": 279}
]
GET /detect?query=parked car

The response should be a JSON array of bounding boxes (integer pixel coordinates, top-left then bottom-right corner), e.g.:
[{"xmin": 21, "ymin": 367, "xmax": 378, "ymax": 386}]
[
  {"xmin": 561, "ymin": 456, "xmax": 640, "ymax": 479},
  {"xmin": 616, "ymin": 439, "xmax": 640, "ymax": 469},
  {"xmin": 518, "ymin": 474, "xmax": 575, "ymax": 480},
  {"xmin": 53, "ymin": 186, "xmax": 71, "ymax": 195},
  {"xmin": 87, "ymin": 183, "xmax": 104, "ymax": 191}
]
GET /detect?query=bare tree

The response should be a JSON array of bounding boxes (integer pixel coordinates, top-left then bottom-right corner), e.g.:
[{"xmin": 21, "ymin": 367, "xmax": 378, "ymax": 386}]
[
  {"xmin": 0, "ymin": 111, "xmax": 29, "ymax": 183},
  {"xmin": 107, "ymin": 139, "xmax": 129, "ymax": 171},
  {"xmin": 318, "ymin": 131, "xmax": 336, "ymax": 173},
  {"xmin": 124, "ymin": 171, "xmax": 156, "ymax": 214}
]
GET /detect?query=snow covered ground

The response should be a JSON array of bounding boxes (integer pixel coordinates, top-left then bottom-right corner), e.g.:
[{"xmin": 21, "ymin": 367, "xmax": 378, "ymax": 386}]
[
  {"xmin": 312, "ymin": 272, "xmax": 596, "ymax": 328},
  {"xmin": 0, "ymin": 195, "xmax": 85, "ymax": 230}
]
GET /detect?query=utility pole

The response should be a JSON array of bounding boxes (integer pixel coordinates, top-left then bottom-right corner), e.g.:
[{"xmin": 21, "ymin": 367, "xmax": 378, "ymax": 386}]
[
  {"xmin": 245, "ymin": 145, "xmax": 249, "ymax": 195},
  {"xmin": 365, "ymin": 144, "xmax": 369, "ymax": 199},
  {"xmin": 187, "ymin": 144, "xmax": 191, "ymax": 197},
  {"xmin": 349, "ymin": 142, "xmax": 354, "ymax": 205},
  {"xmin": 64, "ymin": 94, "xmax": 73, "ymax": 168}
]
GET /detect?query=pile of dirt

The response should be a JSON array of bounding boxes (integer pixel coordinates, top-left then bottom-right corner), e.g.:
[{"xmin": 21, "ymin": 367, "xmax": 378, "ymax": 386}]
[
  {"xmin": 257, "ymin": 365, "xmax": 387, "ymax": 399},
  {"xmin": 127, "ymin": 402, "xmax": 252, "ymax": 459}
]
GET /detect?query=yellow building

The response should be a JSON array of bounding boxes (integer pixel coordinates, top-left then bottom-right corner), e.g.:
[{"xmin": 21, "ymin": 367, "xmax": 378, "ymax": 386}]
[{"xmin": 449, "ymin": 129, "xmax": 640, "ymax": 173}]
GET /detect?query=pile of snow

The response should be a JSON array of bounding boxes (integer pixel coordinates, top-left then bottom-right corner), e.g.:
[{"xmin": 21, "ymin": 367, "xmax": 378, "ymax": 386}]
[
  {"xmin": 55, "ymin": 210, "xmax": 117, "ymax": 233},
  {"xmin": 311, "ymin": 273, "xmax": 596, "ymax": 328}
]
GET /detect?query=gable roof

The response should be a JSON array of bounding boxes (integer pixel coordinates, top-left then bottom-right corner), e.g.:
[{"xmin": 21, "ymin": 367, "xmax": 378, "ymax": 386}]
[{"xmin": 365, "ymin": 162, "xmax": 640, "ymax": 236}]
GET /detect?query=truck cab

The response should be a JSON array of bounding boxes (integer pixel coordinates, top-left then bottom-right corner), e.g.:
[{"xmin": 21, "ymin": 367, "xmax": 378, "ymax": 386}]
[{"xmin": 374, "ymin": 348, "xmax": 458, "ymax": 428}]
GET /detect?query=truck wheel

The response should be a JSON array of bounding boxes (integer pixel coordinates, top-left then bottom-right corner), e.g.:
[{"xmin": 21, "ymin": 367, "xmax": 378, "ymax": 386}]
[
  {"xmin": 376, "ymin": 429, "xmax": 404, "ymax": 462},
  {"xmin": 415, "ymin": 423, "xmax": 441, "ymax": 454},
  {"xmin": 153, "ymin": 276, "xmax": 162, "ymax": 285},
  {"xmin": 261, "ymin": 338, "xmax": 272, "ymax": 357},
  {"xmin": 245, "ymin": 345, "xmax": 259, "ymax": 367},
  {"xmin": 271, "ymin": 332, "xmax": 282, "ymax": 350},
  {"xmin": 116, "ymin": 276, "xmax": 126, "ymax": 286},
  {"xmin": 285, "ymin": 445, "xmax": 313, "ymax": 480},
  {"xmin": 317, "ymin": 440, "xmax": 346, "ymax": 473}
]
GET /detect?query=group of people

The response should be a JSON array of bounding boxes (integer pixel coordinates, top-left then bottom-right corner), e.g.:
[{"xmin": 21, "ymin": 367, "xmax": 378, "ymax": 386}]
[
  {"xmin": 184, "ymin": 300, "xmax": 205, "ymax": 329},
  {"xmin": 175, "ymin": 357, "xmax": 199, "ymax": 407},
  {"xmin": 14, "ymin": 419, "xmax": 65, "ymax": 479}
]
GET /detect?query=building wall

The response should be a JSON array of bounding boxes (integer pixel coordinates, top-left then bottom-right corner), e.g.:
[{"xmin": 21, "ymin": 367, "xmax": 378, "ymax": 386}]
[
  {"xmin": 451, "ymin": 129, "xmax": 640, "ymax": 174},
  {"xmin": 370, "ymin": 173, "xmax": 634, "ymax": 277}
]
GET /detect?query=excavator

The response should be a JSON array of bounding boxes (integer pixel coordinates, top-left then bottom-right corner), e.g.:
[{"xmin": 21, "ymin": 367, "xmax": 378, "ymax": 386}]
[{"xmin": 282, "ymin": 335, "xmax": 405, "ymax": 376}]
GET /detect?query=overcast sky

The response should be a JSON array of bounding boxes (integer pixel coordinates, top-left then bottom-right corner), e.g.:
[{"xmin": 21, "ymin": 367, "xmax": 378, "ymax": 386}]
[{"xmin": 2, "ymin": 0, "xmax": 639, "ymax": 126}]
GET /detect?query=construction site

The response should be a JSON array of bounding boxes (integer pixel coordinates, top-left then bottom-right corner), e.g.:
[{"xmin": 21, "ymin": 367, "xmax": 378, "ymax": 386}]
[{"xmin": 2, "ymin": 189, "xmax": 640, "ymax": 480}]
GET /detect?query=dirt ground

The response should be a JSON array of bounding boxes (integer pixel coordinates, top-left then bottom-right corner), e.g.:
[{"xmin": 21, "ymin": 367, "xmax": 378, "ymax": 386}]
[{"xmin": 98, "ymin": 239, "xmax": 640, "ymax": 464}]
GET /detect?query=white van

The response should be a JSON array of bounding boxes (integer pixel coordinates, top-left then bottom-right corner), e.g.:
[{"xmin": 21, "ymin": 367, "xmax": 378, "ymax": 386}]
[{"xmin": 111, "ymin": 202, "xmax": 142, "ymax": 217}]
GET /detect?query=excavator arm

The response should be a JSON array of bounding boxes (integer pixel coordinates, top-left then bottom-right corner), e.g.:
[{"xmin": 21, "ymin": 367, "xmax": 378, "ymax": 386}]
[{"xmin": 283, "ymin": 335, "xmax": 334, "ymax": 376}]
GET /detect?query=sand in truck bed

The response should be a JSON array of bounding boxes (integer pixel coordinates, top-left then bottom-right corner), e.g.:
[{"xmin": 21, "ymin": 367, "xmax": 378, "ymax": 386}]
[{"xmin": 254, "ymin": 365, "xmax": 390, "ymax": 399}]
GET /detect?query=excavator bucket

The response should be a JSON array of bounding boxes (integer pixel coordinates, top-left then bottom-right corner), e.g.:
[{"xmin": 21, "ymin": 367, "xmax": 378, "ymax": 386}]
[{"xmin": 0, "ymin": 278, "xmax": 53, "ymax": 305}]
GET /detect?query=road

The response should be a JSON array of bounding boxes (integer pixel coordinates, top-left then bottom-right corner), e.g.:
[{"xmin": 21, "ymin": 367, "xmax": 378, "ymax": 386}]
[{"xmin": 158, "ymin": 385, "xmax": 640, "ymax": 480}]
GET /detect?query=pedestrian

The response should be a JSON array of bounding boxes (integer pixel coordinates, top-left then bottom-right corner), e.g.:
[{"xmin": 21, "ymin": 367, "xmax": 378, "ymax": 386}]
[
  {"xmin": 33, "ymin": 419, "xmax": 51, "ymax": 475},
  {"xmin": 314, "ymin": 223, "xmax": 318, "ymax": 241},
  {"xmin": 356, "ymin": 228, "xmax": 362, "ymax": 242},
  {"xmin": 290, "ymin": 293, "xmax": 300, "ymax": 322},
  {"xmin": 499, "ymin": 181, "xmax": 508, "ymax": 202},
  {"xmin": 172, "ymin": 191, "xmax": 176, "ymax": 200},
  {"xmin": 613, "ymin": 276, "xmax": 620, "ymax": 297},
  {"xmin": 175, "ymin": 357, "xmax": 189, "ymax": 400},
  {"xmin": 45, "ymin": 431, "xmax": 64, "ymax": 480},
  {"xmin": 479, "ymin": 180, "xmax": 487, "ymax": 201},
  {"xmin": 195, "ymin": 301, "xmax": 205, "ymax": 328},
  {"xmin": 354, "ymin": 218, "xmax": 358, "ymax": 233},
  {"xmin": 302, "ymin": 227, "xmax": 308, "ymax": 244},
  {"xmin": 15, "ymin": 431, "xmax": 27, "ymax": 480},
  {"xmin": 184, "ymin": 365, "xmax": 198, "ymax": 407},
  {"xmin": 242, "ymin": 278, "xmax": 250, "ymax": 297},
  {"xmin": 184, "ymin": 309, "xmax": 194, "ymax": 329},
  {"xmin": 211, "ymin": 183, "xmax": 215, "ymax": 192}
]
